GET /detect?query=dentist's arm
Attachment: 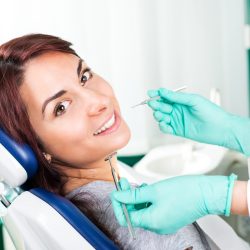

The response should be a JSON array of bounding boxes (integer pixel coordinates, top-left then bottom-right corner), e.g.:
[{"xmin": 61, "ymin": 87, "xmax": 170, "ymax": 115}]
[
  {"xmin": 147, "ymin": 88, "xmax": 250, "ymax": 156},
  {"xmin": 231, "ymin": 180, "xmax": 248, "ymax": 215},
  {"xmin": 111, "ymin": 175, "xmax": 248, "ymax": 235}
]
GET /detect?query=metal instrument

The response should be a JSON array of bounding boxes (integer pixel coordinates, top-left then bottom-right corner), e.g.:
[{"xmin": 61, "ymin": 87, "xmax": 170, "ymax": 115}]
[
  {"xmin": 105, "ymin": 152, "xmax": 136, "ymax": 240},
  {"xmin": 131, "ymin": 85, "xmax": 187, "ymax": 108}
]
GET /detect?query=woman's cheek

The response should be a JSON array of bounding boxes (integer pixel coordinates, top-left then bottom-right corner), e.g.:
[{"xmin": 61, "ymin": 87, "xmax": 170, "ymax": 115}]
[{"xmin": 57, "ymin": 117, "xmax": 87, "ymax": 142}]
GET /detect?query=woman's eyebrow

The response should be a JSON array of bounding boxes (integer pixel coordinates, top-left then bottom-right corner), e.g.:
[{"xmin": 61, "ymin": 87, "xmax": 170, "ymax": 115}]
[
  {"xmin": 77, "ymin": 59, "xmax": 83, "ymax": 77},
  {"xmin": 42, "ymin": 90, "xmax": 67, "ymax": 115},
  {"xmin": 42, "ymin": 59, "xmax": 83, "ymax": 116}
]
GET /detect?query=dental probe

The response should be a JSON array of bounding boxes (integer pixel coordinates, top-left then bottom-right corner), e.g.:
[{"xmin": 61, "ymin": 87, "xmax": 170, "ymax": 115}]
[
  {"xmin": 131, "ymin": 85, "xmax": 187, "ymax": 108},
  {"xmin": 105, "ymin": 152, "xmax": 136, "ymax": 240}
]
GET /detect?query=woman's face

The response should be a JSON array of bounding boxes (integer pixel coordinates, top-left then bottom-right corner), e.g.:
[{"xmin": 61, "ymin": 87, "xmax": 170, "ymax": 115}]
[{"xmin": 20, "ymin": 52, "xmax": 131, "ymax": 168}]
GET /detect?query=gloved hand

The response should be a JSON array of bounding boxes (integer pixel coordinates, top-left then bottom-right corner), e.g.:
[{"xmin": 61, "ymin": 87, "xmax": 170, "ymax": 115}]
[
  {"xmin": 147, "ymin": 88, "xmax": 250, "ymax": 156},
  {"xmin": 111, "ymin": 174, "xmax": 237, "ymax": 234}
]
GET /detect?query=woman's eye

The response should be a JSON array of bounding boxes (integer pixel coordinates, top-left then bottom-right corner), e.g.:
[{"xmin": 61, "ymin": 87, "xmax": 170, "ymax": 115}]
[
  {"xmin": 80, "ymin": 69, "xmax": 92, "ymax": 86},
  {"xmin": 54, "ymin": 100, "xmax": 70, "ymax": 117}
]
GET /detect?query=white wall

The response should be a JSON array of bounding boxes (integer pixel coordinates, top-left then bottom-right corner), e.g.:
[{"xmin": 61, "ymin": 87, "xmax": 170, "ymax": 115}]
[{"xmin": 0, "ymin": 0, "xmax": 248, "ymax": 155}]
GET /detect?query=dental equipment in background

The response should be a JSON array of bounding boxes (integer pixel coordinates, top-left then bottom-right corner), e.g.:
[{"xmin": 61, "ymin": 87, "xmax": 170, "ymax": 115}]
[
  {"xmin": 105, "ymin": 152, "xmax": 136, "ymax": 240},
  {"xmin": 131, "ymin": 85, "xmax": 187, "ymax": 108}
]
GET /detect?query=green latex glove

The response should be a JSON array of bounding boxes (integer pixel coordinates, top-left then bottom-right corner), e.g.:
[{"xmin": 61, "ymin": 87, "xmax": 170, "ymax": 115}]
[
  {"xmin": 147, "ymin": 88, "xmax": 250, "ymax": 156},
  {"xmin": 111, "ymin": 174, "xmax": 237, "ymax": 234}
]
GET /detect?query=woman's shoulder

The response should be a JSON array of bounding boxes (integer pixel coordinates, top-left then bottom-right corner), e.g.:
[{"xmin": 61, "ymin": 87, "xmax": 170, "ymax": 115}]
[{"xmin": 66, "ymin": 180, "xmax": 208, "ymax": 250}]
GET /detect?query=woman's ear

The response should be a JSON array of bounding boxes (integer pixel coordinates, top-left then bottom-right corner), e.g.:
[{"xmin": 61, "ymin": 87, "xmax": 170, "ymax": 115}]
[{"xmin": 43, "ymin": 152, "xmax": 52, "ymax": 163}]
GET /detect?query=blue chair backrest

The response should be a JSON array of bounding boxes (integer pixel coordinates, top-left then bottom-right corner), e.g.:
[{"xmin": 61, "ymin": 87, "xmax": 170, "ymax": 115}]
[{"xmin": 0, "ymin": 128, "xmax": 118, "ymax": 249}]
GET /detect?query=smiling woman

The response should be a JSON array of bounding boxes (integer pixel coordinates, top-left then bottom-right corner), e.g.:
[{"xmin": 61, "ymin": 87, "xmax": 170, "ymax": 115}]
[
  {"xmin": 0, "ymin": 34, "xmax": 131, "ymax": 246},
  {"xmin": 0, "ymin": 34, "xmax": 216, "ymax": 249}
]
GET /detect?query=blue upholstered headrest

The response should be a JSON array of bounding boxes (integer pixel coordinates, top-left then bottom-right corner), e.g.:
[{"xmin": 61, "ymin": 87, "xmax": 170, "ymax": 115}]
[
  {"xmin": 0, "ymin": 129, "xmax": 118, "ymax": 248},
  {"xmin": 0, "ymin": 129, "xmax": 38, "ymax": 187}
]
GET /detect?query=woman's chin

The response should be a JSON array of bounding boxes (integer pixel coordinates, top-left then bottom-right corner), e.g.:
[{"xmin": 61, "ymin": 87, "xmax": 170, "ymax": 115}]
[
  {"xmin": 113, "ymin": 124, "xmax": 131, "ymax": 150},
  {"xmin": 109, "ymin": 121, "xmax": 131, "ymax": 152}
]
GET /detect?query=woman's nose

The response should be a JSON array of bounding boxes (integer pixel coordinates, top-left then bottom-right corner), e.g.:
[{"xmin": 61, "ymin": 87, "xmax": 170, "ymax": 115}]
[{"xmin": 85, "ymin": 92, "xmax": 111, "ymax": 116}]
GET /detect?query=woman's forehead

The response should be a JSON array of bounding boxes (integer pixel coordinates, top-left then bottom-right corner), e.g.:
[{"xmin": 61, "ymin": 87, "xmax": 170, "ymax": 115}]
[
  {"xmin": 23, "ymin": 52, "xmax": 84, "ymax": 88},
  {"xmin": 25, "ymin": 52, "xmax": 83, "ymax": 74}
]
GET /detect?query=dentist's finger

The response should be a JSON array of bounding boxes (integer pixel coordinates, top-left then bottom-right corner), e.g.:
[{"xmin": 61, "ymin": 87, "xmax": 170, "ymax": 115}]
[
  {"xmin": 112, "ymin": 186, "xmax": 153, "ymax": 205},
  {"xmin": 153, "ymin": 111, "xmax": 171, "ymax": 123},
  {"xmin": 147, "ymin": 89, "xmax": 159, "ymax": 98},
  {"xmin": 111, "ymin": 191, "xmax": 127, "ymax": 226},
  {"xmin": 111, "ymin": 186, "xmax": 150, "ymax": 226},
  {"xmin": 159, "ymin": 121, "xmax": 174, "ymax": 134},
  {"xmin": 134, "ymin": 183, "xmax": 151, "ymax": 210},
  {"xmin": 158, "ymin": 88, "xmax": 195, "ymax": 106},
  {"xmin": 118, "ymin": 178, "xmax": 134, "ymax": 211},
  {"xmin": 112, "ymin": 193, "xmax": 150, "ymax": 228},
  {"xmin": 124, "ymin": 208, "xmax": 151, "ymax": 229},
  {"xmin": 119, "ymin": 177, "xmax": 131, "ymax": 191},
  {"xmin": 148, "ymin": 100, "xmax": 173, "ymax": 113}
]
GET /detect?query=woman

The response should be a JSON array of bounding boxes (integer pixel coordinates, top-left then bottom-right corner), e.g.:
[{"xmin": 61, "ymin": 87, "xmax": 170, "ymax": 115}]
[{"xmin": 0, "ymin": 34, "xmax": 217, "ymax": 249}]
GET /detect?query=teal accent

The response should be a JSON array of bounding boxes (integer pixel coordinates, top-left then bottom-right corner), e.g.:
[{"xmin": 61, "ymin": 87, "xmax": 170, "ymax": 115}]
[
  {"xmin": 247, "ymin": 0, "xmax": 250, "ymax": 114},
  {"xmin": 248, "ymin": 50, "xmax": 250, "ymax": 114},
  {"xmin": 118, "ymin": 155, "xmax": 145, "ymax": 167},
  {"xmin": 0, "ymin": 221, "xmax": 3, "ymax": 250},
  {"xmin": 225, "ymin": 174, "xmax": 238, "ymax": 216},
  {"xmin": 246, "ymin": 0, "xmax": 250, "ymax": 24}
]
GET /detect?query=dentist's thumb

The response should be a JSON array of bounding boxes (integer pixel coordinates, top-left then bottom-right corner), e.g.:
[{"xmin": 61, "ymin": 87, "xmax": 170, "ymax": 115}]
[
  {"xmin": 112, "ymin": 185, "xmax": 152, "ymax": 205},
  {"xmin": 111, "ymin": 186, "xmax": 153, "ymax": 228},
  {"xmin": 148, "ymin": 88, "xmax": 195, "ymax": 106},
  {"xmin": 159, "ymin": 88, "xmax": 195, "ymax": 106}
]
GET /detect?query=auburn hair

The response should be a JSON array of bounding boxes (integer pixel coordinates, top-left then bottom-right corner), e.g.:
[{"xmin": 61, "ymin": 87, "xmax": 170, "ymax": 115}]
[{"xmin": 0, "ymin": 34, "xmax": 120, "ymax": 246}]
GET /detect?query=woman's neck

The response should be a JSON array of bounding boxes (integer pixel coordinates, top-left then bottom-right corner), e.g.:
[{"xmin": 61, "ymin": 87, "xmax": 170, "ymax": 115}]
[{"xmin": 58, "ymin": 156, "xmax": 119, "ymax": 195}]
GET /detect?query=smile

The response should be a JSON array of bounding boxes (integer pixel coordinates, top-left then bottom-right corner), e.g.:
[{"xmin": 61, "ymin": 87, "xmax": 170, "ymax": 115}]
[{"xmin": 93, "ymin": 111, "xmax": 121, "ymax": 136}]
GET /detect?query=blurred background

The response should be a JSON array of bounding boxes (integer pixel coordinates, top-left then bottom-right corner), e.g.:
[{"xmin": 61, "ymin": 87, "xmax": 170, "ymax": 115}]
[
  {"xmin": 0, "ymin": 0, "xmax": 250, "ymax": 248},
  {"xmin": 0, "ymin": 0, "xmax": 248, "ymax": 155}
]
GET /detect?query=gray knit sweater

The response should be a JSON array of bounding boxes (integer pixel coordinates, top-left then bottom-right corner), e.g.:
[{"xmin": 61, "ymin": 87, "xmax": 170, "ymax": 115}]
[{"xmin": 66, "ymin": 181, "xmax": 219, "ymax": 250}]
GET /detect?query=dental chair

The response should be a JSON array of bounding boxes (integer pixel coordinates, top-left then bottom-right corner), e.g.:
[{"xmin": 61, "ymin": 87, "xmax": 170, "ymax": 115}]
[
  {"xmin": 0, "ymin": 129, "xmax": 118, "ymax": 250},
  {"xmin": 1, "ymin": 127, "xmax": 249, "ymax": 250}
]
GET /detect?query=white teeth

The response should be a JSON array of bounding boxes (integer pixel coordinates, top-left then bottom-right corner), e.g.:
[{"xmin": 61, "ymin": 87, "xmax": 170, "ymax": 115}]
[{"xmin": 94, "ymin": 114, "xmax": 115, "ymax": 135}]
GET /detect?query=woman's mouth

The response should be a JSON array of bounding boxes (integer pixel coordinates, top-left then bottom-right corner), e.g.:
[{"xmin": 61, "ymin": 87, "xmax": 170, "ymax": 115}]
[{"xmin": 93, "ymin": 110, "xmax": 121, "ymax": 136}]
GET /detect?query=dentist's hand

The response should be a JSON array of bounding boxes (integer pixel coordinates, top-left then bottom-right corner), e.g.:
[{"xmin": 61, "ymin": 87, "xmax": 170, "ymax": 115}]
[
  {"xmin": 147, "ymin": 88, "xmax": 250, "ymax": 156},
  {"xmin": 111, "ymin": 174, "xmax": 237, "ymax": 234}
]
